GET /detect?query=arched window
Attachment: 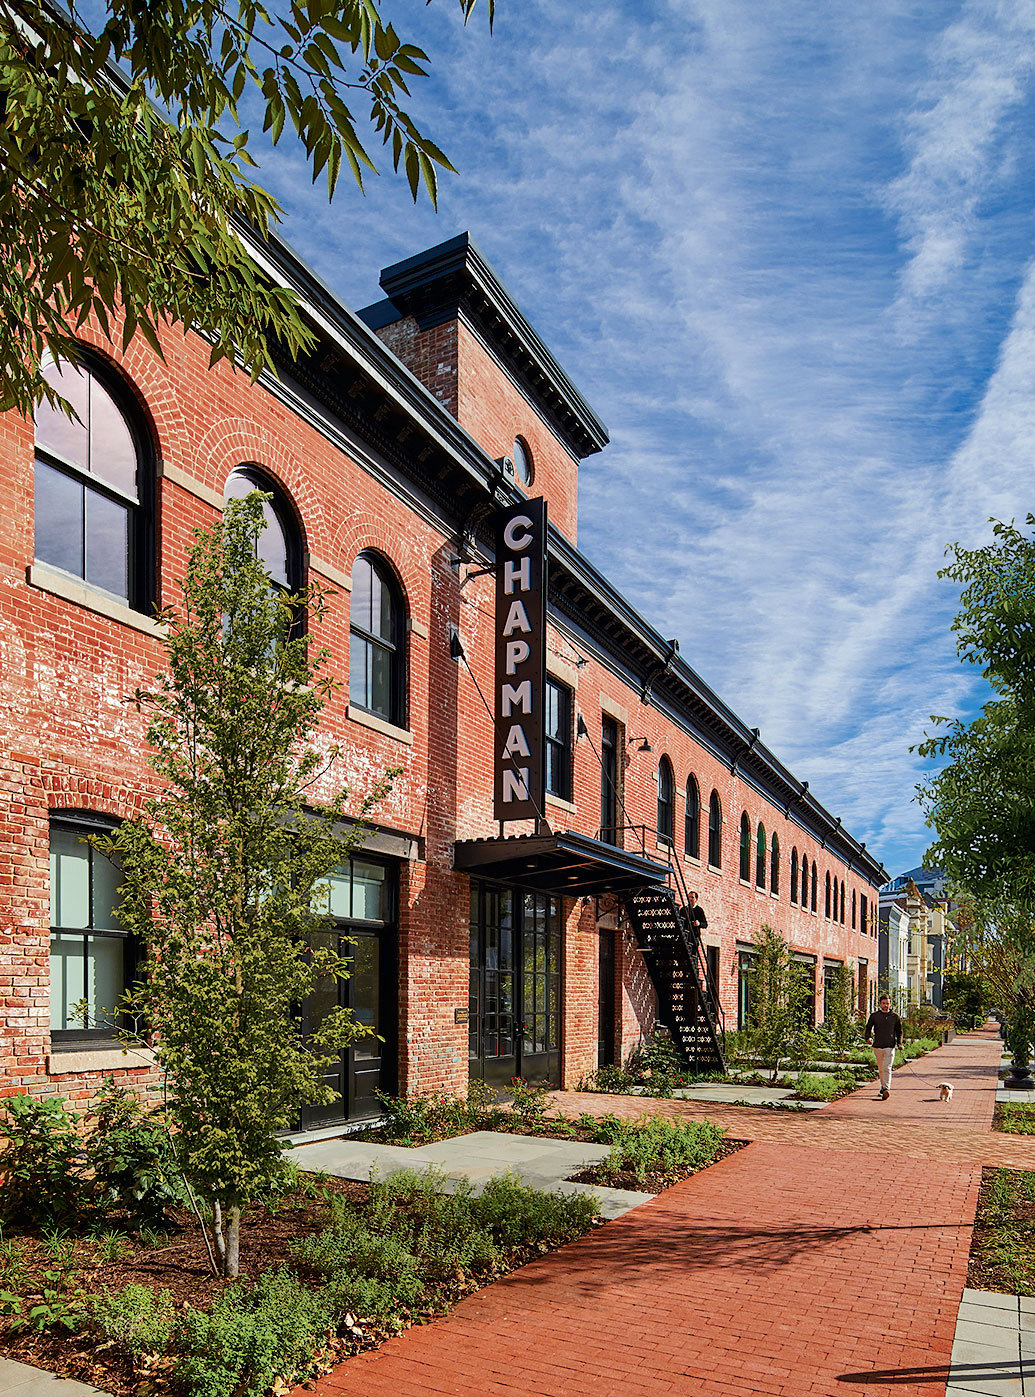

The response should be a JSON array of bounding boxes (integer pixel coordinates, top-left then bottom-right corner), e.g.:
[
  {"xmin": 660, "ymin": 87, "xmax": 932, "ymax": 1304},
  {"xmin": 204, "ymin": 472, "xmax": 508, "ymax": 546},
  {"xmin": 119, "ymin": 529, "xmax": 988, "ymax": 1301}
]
[
  {"xmin": 224, "ymin": 466, "xmax": 303, "ymax": 595},
  {"xmin": 800, "ymin": 855, "xmax": 808, "ymax": 908},
  {"xmin": 825, "ymin": 872, "xmax": 832, "ymax": 919},
  {"xmin": 811, "ymin": 864, "xmax": 818, "ymax": 913},
  {"xmin": 657, "ymin": 758, "xmax": 675, "ymax": 844},
  {"xmin": 708, "ymin": 792, "xmax": 722, "ymax": 868},
  {"xmin": 790, "ymin": 848, "xmax": 799, "ymax": 904},
  {"xmin": 685, "ymin": 776, "xmax": 701, "ymax": 859},
  {"xmin": 350, "ymin": 552, "xmax": 405, "ymax": 725},
  {"xmin": 34, "ymin": 353, "xmax": 154, "ymax": 609},
  {"xmin": 755, "ymin": 824, "xmax": 766, "ymax": 888},
  {"xmin": 770, "ymin": 833, "xmax": 780, "ymax": 895},
  {"xmin": 739, "ymin": 812, "xmax": 751, "ymax": 882},
  {"xmin": 840, "ymin": 880, "xmax": 846, "ymax": 924},
  {"xmin": 852, "ymin": 888, "xmax": 857, "ymax": 929}
]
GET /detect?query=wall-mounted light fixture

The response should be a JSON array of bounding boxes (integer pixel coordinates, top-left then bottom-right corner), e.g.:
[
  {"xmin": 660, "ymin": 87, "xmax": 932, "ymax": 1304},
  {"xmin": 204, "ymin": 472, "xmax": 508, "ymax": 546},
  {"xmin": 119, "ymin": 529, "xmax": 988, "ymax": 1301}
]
[{"xmin": 628, "ymin": 736, "xmax": 653, "ymax": 753}]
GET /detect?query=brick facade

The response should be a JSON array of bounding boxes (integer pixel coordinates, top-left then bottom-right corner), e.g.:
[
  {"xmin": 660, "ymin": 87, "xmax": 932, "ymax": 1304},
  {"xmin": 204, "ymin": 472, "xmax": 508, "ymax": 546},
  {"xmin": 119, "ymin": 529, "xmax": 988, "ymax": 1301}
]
[{"xmin": 0, "ymin": 231, "xmax": 884, "ymax": 1116}]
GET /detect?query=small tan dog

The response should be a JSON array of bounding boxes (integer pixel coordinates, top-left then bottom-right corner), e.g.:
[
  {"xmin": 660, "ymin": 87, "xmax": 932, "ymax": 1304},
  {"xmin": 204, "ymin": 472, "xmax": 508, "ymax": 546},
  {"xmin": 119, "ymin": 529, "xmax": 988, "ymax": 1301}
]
[{"xmin": 937, "ymin": 1082, "xmax": 954, "ymax": 1102}]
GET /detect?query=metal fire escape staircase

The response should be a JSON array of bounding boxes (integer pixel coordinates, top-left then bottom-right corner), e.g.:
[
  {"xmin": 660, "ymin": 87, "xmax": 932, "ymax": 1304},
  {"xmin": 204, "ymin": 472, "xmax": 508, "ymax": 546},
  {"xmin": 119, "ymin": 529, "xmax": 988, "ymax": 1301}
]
[{"xmin": 617, "ymin": 832, "xmax": 726, "ymax": 1074}]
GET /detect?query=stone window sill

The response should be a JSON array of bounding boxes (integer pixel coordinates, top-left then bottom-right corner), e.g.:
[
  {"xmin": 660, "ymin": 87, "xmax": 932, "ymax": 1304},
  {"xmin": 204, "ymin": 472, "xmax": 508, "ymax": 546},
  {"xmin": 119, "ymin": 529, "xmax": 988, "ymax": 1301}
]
[
  {"xmin": 48, "ymin": 1046, "xmax": 157, "ymax": 1076},
  {"xmin": 546, "ymin": 793, "xmax": 577, "ymax": 815},
  {"xmin": 28, "ymin": 564, "xmax": 164, "ymax": 638},
  {"xmin": 347, "ymin": 706, "xmax": 413, "ymax": 745}
]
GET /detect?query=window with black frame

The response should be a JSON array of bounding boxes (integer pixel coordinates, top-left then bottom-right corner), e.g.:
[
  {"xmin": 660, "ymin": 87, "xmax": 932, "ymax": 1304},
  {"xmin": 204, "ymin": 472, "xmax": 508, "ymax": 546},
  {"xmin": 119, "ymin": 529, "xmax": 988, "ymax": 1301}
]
[
  {"xmin": 708, "ymin": 791, "xmax": 722, "ymax": 868},
  {"xmin": 770, "ymin": 832, "xmax": 780, "ymax": 894},
  {"xmin": 685, "ymin": 775, "xmax": 700, "ymax": 859},
  {"xmin": 600, "ymin": 715, "xmax": 619, "ymax": 844},
  {"xmin": 545, "ymin": 679, "xmax": 572, "ymax": 800},
  {"xmin": 350, "ymin": 553, "xmax": 405, "ymax": 725},
  {"xmin": 34, "ymin": 355, "xmax": 152, "ymax": 609},
  {"xmin": 224, "ymin": 467, "xmax": 303, "ymax": 596},
  {"xmin": 755, "ymin": 824, "xmax": 766, "ymax": 888},
  {"xmin": 739, "ymin": 812, "xmax": 751, "ymax": 881},
  {"xmin": 790, "ymin": 847, "xmax": 799, "ymax": 903},
  {"xmin": 49, "ymin": 815, "xmax": 133, "ymax": 1043},
  {"xmin": 657, "ymin": 757, "xmax": 674, "ymax": 844}
]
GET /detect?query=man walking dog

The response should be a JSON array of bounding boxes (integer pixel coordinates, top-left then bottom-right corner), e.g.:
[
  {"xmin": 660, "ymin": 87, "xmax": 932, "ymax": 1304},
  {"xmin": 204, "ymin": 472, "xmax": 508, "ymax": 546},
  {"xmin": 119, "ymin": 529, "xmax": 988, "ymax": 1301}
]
[{"xmin": 865, "ymin": 994, "xmax": 903, "ymax": 1100}]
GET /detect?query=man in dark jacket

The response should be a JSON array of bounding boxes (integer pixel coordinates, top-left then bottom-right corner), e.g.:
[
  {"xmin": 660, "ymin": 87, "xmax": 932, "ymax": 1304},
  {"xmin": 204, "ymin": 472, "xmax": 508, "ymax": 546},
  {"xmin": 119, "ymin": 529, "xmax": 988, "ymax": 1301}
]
[
  {"xmin": 687, "ymin": 892, "xmax": 708, "ymax": 936},
  {"xmin": 865, "ymin": 994, "xmax": 903, "ymax": 1100}
]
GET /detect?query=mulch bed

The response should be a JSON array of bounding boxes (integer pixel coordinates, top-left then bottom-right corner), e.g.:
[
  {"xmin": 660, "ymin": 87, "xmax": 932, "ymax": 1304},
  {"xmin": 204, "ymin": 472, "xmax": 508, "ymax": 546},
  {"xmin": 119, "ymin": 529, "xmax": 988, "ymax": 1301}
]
[
  {"xmin": 568, "ymin": 1136, "xmax": 748, "ymax": 1192},
  {"xmin": 967, "ymin": 1166, "xmax": 1035, "ymax": 1296}
]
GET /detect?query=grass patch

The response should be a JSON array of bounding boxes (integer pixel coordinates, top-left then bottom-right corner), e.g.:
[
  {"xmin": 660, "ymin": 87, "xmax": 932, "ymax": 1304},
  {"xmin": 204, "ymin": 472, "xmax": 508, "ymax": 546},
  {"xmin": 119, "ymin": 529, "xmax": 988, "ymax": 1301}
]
[
  {"xmin": 789, "ymin": 1073, "xmax": 856, "ymax": 1102},
  {"xmin": 969, "ymin": 1167, "xmax": 1035, "ymax": 1296},
  {"xmin": 994, "ymin": 1103, "xmax": 1035, "ymax": 1134},
  {"xmin": 569, "ymin": 1115, "xmax": 736, "ymax": 1191}
]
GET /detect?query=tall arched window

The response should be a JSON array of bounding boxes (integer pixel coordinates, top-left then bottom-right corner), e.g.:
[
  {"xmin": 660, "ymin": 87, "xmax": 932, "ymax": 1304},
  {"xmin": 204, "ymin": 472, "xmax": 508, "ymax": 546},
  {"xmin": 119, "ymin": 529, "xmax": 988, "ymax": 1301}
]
[
  {"xmin": 770, "ymin": 833, "xmax": 780, "ymax": 895},
  {"xmin": 755, "ymin": 824, "xmax": 766, "ymax": 888},
  {"xmin": 657, "ymin": 758, "xmax": 675, "ymax": 844},
  {"xmin": 739, "ymin": 812, "xmax": 751, "ymax": 882},
  {"xmin": 825, "ymin": 871, "xmax": 832, "ymax": 919},
  {"xmin": 224, "ymin": 466, "xmax": 303, "ymax": 596},
  {"xmin": 801, "ymin": 855, "xmax": 809, "ymax": 908},
  {"xmin": 790, "ymin": 848, "xmax": 799, "ymax": 904},
  {"xmin": 685, "ymin": 776, "xmax": 701, "ymax": 859},
  {"xmin": 34, "ymin": 354, "xmax": 153, "ymax": 609},
  {"xmin": 840, "ymin": 879, "xmax": 846, "ymax": 924},
  {"xmin": 811, "ymin": 864, "xmax": 818, "ymax": 912},
  {"xmin": 708, "ymin": 792, "xmax": 722, "ymax": 868},
  {"xmin": 852, "ymin": 888, "xmax": 857, "ymax": 929},
  {"xmin": 350, "ymin": 552, "xmax": 405, "ymax": 725}
]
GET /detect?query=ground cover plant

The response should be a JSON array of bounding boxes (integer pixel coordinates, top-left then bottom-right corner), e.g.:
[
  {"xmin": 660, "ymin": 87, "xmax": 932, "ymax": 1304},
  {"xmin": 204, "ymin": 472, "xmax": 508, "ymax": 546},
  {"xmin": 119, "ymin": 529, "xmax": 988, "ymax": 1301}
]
[
  {"xmin": 0, "ymin": 1154, "xmax": 600, "ymax": 1397},
  {"xmin": 568, "ymin": 1116, "xmax": 738, "ymax": 1191},
  {"xmin": 785, "ymin": 1072, "xmax": 857, "ymax": 1103},
  {"xmin": 968, "ymin": 1167, "xmax": 1035, "ymax": 1296},
  {"xmin": 993, "ymin": 1103, "xmax": 1035, "ymax": 1135}
]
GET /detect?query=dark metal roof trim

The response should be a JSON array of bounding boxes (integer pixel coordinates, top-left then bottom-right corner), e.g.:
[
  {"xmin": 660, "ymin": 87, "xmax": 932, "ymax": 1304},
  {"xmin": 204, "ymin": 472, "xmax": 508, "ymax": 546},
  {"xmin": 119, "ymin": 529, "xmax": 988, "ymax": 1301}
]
[
  {"xmin": 360, "ymin": 233, "xmax": 609, "ymax": 461},
  {"xmin": 454, "ymin": 829, "xmax": 670, "ymax": 897}
]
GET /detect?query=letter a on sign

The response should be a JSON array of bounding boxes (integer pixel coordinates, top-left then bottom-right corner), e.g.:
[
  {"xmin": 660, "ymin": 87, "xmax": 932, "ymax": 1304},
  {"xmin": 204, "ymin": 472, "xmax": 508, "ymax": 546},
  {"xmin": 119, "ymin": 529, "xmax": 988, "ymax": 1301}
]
[{"xmin": 494, "ymin": 497, "xmax": 546, "ymax": 823}]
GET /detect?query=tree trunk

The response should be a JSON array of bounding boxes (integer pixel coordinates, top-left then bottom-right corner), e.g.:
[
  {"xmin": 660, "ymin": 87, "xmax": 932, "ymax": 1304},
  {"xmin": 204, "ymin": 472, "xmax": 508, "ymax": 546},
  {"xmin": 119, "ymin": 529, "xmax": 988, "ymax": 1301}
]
[
  {"xmin": 225, "ymin": 1206, "xmax": 241, "ymax": 1279},
  {"xmin": 212, "ymin": 1199, "xmax": 226, "ymax": 1272}
]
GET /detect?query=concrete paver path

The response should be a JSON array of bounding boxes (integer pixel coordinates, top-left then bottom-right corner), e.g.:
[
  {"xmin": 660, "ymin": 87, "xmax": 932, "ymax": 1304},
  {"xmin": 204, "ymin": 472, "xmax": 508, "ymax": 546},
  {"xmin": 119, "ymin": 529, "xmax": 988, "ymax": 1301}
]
[{"xmin": 301, "ymin": 1028, "xmax": 1017, "ymax": 1397}]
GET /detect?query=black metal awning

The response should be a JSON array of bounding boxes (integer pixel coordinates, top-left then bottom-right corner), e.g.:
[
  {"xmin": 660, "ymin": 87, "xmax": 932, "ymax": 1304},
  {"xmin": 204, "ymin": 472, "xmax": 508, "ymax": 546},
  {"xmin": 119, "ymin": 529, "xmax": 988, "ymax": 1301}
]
[{"xmin": 453, "ymin": 829, "xmax": 670, "ymax": 897}]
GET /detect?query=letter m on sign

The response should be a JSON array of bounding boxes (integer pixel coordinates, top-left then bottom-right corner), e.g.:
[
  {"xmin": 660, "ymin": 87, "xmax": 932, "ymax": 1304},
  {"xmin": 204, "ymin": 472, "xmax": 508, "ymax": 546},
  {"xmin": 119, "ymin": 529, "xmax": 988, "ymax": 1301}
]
[{"xmin": 494, "ymin": 498, "xmax": 547, "ymax": 823}]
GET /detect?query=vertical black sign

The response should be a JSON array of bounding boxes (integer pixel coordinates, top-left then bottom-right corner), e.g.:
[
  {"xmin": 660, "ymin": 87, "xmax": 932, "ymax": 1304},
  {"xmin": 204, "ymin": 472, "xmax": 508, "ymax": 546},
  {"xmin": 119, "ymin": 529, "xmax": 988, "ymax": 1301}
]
[{"xmin": 494, "ymin": 498, "xmax": 547, "ymax": 824}]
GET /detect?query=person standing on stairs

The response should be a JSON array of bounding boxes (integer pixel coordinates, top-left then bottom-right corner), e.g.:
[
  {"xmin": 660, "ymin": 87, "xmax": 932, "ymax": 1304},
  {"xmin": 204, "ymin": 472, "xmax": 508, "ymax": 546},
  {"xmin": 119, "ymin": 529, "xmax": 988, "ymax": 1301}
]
[{"xmin": 865, "ymin": 994, "xmax": 903, "ymax": 1100}]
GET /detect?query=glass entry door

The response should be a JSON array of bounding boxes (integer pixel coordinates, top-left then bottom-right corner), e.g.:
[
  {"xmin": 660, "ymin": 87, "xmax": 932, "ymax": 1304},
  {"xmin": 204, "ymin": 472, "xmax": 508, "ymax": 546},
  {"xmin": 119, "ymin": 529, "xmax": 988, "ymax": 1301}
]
[
  {"xmin": 468, "ymin": 882, "xmax": 561, "ymax": 1088},
  {"xmin": 301, "ymin": 857, "xmax": 396, "ymax": 1128}
]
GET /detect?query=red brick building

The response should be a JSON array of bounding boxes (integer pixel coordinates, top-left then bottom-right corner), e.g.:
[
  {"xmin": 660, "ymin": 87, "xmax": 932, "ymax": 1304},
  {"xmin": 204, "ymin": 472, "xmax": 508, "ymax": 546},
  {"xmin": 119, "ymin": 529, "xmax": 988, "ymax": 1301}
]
[{"xmin": 0, "ymin": 230, "xmax": 885, "ymax": 1122}]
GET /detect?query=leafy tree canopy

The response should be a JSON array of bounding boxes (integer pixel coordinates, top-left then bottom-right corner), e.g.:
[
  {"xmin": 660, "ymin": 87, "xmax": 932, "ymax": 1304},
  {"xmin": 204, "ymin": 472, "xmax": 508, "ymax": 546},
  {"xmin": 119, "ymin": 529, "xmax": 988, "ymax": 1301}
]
[
  {"xmin": 917, "ymin": 517, "xmax": 1035, "ymax": 906},
  {"xmin": 0, "ymin": 0, "xmax": 492, "ymax": 415}
]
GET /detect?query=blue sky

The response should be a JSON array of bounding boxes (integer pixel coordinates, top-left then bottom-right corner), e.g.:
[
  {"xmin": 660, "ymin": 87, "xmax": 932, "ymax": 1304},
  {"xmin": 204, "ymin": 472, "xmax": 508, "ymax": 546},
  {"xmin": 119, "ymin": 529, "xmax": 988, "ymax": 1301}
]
[{"xmin": 246, "ymin": 0, "xmax": 1035, "ymax": 879}]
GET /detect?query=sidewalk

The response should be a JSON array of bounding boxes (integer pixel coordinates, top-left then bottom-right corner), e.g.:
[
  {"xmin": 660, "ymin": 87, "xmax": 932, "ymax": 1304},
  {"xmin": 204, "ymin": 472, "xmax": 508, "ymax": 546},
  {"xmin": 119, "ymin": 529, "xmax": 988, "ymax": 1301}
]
[{"xmin": 299, "ymin": 1028, "xmax": 1010, "ymax": 1397}]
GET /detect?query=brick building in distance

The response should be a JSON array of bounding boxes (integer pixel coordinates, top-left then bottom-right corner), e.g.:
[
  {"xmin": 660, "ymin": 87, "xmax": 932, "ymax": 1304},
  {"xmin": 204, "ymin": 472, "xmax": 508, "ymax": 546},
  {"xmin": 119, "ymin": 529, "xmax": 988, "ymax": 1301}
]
[{"xmin": 0, "ymin": 229, "xmax": 886, "ymax": 1123}]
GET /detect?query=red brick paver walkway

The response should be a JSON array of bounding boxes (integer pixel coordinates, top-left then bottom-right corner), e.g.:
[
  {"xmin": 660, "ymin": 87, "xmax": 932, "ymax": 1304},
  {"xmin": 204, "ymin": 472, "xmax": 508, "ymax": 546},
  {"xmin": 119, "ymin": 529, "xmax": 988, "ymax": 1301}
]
[{"xmin": 298, "ymin": 1029, "xmax": 1013, "ymax": 1396}]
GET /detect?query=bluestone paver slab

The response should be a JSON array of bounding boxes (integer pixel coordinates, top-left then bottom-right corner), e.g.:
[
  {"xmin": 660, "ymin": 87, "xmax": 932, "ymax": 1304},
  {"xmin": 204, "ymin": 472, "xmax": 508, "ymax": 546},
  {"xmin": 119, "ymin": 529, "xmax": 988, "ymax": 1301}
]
[{"xmin": 0, "ymin": 1360, "xmax": 111, "ymax": 1397}]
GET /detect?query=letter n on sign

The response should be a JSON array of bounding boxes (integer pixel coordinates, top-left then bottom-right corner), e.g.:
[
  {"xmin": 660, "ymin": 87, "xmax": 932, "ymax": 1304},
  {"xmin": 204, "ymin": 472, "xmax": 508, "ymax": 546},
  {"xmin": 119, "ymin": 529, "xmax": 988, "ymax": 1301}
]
[{"xmin": 494, "ymin": 498, "xmax": 547, "ymax": 823}]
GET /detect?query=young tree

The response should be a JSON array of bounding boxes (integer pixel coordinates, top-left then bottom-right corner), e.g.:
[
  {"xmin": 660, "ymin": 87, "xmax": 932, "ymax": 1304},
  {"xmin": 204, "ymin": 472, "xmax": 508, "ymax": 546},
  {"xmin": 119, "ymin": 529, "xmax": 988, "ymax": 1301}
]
[
  {"xmin": 746, "ymin": 925, "xmax": 810, "ymax": 1084},
  {"xmin": 917, "ymin": 517, "xmax": 1035, "ymax": 907},
  {"xmin": 1, "ymin": 0, "xmax": 494, "ymax": 416},
  {"xmin": 101, "ymin": 493, "xmax": 393, "ymax": 1277}
]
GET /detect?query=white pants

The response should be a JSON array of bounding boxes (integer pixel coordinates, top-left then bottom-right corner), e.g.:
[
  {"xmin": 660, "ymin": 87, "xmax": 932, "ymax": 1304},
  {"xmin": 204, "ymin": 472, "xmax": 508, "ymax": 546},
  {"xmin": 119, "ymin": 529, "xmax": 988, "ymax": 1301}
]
[{"xmin": 874, "ymin": 1046, "xmax": 896, "ymax": 1092}]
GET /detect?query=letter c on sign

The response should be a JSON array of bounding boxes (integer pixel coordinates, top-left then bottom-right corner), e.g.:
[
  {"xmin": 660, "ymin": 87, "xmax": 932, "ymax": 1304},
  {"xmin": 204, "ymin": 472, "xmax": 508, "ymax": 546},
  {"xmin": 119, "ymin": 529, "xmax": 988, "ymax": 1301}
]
[{"xmin": 502, "ymin": 515, "xmax": 534, "ymax": 551}]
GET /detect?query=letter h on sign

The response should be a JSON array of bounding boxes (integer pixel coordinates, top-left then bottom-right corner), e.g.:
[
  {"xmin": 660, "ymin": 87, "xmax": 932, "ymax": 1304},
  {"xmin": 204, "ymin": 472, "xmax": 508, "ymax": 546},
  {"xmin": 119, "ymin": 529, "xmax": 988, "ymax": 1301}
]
[{"xmin": 494, "ymin": 498, "xmax": 547, "ymax": 823}]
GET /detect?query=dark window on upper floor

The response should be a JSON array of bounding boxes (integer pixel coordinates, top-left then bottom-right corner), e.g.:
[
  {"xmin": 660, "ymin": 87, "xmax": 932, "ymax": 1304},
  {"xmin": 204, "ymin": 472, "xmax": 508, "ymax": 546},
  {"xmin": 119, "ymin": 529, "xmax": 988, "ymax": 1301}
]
[
  {"xmin": 34, "ymin": 354, "xmax": 154, "ymax": 610},
  {"xmin": 657, "ymin": 757, "xmax": 675, "ymax": 844},
  {"xmin": 811, "ymin": 864, "xmax": 818, "ymax": 913},
  {"xmin": 840, "ymin": 880, "xmax": 846, "ymax": 924},
  {"xmin": 771, "ymin": 833, "xmax": 780, "ymax": 895},
  {"xmin": 545, "ymin": 679, "xmax": 573, "ymax": 801},
  {"xmin": 685, "ymin": 776, "xmax": 701, "ymax": 859},
  {"xmin": 852, "ymin": 888, "xmax": 857, "ymax": 929},
  {"xmin": 350, "ymin": 552, "xmax": 406, "ymax": 725},
  {"xmin": 790, "ymin": 848, "xmax": 799, "ymax": 904},
  {"xmin": 600, "ymin": 715, "xmax": 619, "ymax": 845},
  {"xmin": 739, "ymin": 812, "xmax": 751, "ymax": 882},
  {"xmin": 708, "ymin": 791, "xmax": 722, "ymax": 868},
  {"xmin": 825, "ymin": 871, "xmax": 832, "ymax": 919},
  {"xmin": 755, "ymin": 824, "xmax": 766, "ymax": 888}
]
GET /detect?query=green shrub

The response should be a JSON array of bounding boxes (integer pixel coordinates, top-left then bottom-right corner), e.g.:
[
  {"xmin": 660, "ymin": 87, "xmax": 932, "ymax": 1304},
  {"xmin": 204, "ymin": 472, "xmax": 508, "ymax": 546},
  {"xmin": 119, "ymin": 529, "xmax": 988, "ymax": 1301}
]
[
  {"xmin": 996, "ymin": 1104, "xmax": 1035, "ymax": 1135},
  {"xmin": 175, "ymin": 1270, "xmax": 335, "ymax": 1397},
  {"xmin": 86, "ymin": 1079, "xmax": 182, "ymax": 1230},
  {"xmin": 92, "ymin": 1284, "xmax": 176, "ymax": 1358},
  {"xmin": 508, "ymin": 1078, "xmax": 551, "ymax": 1129},
  {"xmin": 474, "ymin": 1174, "xmax": 597, "ymax": 1249},
  {"xmin": 576, "ymin": 1064, "xmax": 638, "ymax": 1094},
  {"xmin": 792, "ymin": 1073, "xmax": 854, "ymax": 1102},
  {"xmin": 591, "ymin": 1116, "xmax": 726, "ymax": 1183},
  {"xmin": 0, "ymin": 1094, "xmax": 88, "ymax": 1228},
  {"xmin": 373, "ymin": 1091, "xmax": 474, "ymax": 1144}
]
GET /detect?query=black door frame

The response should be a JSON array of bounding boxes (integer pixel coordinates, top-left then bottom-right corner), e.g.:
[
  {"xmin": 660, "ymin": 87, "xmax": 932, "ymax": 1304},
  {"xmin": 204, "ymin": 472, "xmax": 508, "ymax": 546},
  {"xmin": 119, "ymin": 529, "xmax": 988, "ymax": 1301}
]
[{"xmin": 468, "ymin": 879, "xmax": 563, "ymax": 1088}]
